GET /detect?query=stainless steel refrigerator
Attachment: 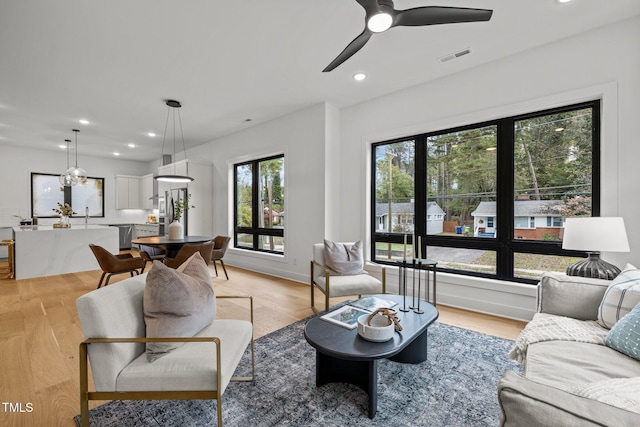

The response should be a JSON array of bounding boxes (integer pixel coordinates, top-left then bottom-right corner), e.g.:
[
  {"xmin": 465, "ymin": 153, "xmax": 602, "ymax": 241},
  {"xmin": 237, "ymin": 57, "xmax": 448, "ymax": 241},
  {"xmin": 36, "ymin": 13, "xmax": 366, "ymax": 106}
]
[{"xmin": 164, "ymin": 188, "xmax": 188, "ymax": 235}]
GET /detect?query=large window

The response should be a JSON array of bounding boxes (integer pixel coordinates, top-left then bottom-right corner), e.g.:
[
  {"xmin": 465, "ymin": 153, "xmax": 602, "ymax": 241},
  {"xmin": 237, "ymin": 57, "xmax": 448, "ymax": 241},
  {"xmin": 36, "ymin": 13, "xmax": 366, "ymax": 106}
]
[
  {"xmin": 31, "ymin": 172, "xmax": 105, "ymax": 218},
  {"xmin": 371, "ymin": 101, "xmax": 599, "ymax": 283},
  {"xmin": 234, "ymin": 155, "xmax": 285, "ymax": 254}
]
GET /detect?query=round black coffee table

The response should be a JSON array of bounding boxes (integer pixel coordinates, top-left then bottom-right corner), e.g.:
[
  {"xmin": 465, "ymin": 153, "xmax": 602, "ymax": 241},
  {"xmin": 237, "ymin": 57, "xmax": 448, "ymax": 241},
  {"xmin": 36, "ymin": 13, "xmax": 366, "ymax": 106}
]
[{"xmin": 304, "ymin": 294, "xmax": 438, "ymax": 419}]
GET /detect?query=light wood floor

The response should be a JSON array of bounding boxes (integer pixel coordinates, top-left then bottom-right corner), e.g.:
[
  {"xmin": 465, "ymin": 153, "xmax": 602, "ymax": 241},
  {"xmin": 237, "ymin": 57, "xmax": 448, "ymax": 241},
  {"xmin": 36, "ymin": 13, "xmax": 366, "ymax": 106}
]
[{"xmin": 0, "ymin": 261, "xmax": 526, "ymax": 427}]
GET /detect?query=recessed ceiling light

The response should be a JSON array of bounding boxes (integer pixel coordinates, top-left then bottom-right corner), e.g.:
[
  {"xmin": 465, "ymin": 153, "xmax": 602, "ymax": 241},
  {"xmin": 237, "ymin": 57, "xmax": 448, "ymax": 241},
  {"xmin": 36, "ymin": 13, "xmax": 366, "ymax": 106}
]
[
  {"xmin": 59, "ymin": 144, "xmax": 67, "ymax": 149},
  {"xmin": 556, "ymin": 0, "xmax": 572, "ymax": 3},
  {"xmin": 353, "ymin": 73, "xmax": 367, "ymax": 81},
  {"xmin": 113, "ymin": 152, "xmax": 120, "ymax": 156},
  {"xmin": 147, "ymin": 132, "xmax": 156, "ymax": 137},
  {"xmin": 79, "ymin": 119, "xmax": 90, "ymax": 125},
  {"xmin": 128, "ymin": 143, "xmax": 136, "ymax": 148}
]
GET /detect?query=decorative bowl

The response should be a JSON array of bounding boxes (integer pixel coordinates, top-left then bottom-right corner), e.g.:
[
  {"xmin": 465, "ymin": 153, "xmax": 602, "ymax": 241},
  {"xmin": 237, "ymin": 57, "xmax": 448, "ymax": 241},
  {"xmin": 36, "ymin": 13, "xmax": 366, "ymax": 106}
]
[{"xmin": 357, "ymin": 313, "xmax": 395, "ymax": 342}]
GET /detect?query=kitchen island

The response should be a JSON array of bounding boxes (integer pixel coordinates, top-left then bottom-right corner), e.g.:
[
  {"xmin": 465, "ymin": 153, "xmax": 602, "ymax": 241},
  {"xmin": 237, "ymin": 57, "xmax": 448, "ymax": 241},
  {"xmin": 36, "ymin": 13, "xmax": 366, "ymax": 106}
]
[{"xmin": 12, "ymin": 225, "xmax": 119, "ymax": 280}]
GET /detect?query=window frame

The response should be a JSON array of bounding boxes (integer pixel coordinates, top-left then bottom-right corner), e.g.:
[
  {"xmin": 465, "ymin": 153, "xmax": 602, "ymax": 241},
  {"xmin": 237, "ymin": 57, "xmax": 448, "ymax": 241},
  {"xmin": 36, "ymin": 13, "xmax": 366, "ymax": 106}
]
[
  {"xmin": 30, "ymin": 172, "xmax": 105, "ymax": 218},
  {"xmin": 370, "ymin": 100, "xmax": 600, "ymax": 284},
  {"xmin": 233, "ymin": 154, "xmax": 285, "ymax": 255}
]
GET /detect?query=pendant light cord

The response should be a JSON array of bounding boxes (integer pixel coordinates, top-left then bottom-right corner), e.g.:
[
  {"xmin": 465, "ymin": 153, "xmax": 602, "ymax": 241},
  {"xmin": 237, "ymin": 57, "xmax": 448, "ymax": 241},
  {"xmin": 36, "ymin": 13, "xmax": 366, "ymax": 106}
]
[
  {"xmin": 176, "ymin": 107, "xmax": 189, "ymax": 177},
  {"xmin": 66, "ymin": 139, "xmax": 70, "ymax": 169},
  {"xmin": 160, "ymin": 103, "xmax": 188, "ymax": 176},
  {"xmin": 155, "ymin": 99, "xmax": 194, "ymax": 183},
  {"xmin": 161, "ymin": 107, "xmax": 169, "ymax": 162},
  {"xmin": 73, "ymin": 129, "xmax": 79, "ymax": 167}
]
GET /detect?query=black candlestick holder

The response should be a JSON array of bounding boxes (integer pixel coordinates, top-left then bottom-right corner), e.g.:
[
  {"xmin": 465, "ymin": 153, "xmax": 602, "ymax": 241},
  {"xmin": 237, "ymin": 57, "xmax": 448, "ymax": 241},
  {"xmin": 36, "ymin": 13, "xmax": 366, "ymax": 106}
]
[
  {"xmin": 398, "ymin": 259, "xmax": 410, "ymax": 312},
  {"xmin": 413, "ymin": 258, "xmax": 424, "ymax": 314}
]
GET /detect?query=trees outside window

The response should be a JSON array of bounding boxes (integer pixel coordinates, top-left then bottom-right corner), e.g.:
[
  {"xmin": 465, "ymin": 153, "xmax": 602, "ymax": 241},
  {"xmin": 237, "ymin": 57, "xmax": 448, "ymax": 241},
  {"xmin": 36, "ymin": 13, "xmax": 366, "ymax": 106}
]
[
  {"xmin": 234, "ymin": 155, "xmax": 285, "ymax": 254},
  {"xmin": 371, "ymin": 101, "xmax": 599, "ymax": 283}
]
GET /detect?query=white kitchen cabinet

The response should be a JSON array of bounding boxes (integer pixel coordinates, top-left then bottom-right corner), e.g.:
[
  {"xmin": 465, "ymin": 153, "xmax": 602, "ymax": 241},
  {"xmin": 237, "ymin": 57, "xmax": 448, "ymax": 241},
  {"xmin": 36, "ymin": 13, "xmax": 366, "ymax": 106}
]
[
  {"xmin": 133, "ymin": 223, "xmax": 159, "ymax": 239},
  {"xmin": 115, "ymin": 175, "xmax": 141, "ymax": 209},
  {"xmin": 140, "ymin": 174, "xmax": 154, "ymax": 210}
]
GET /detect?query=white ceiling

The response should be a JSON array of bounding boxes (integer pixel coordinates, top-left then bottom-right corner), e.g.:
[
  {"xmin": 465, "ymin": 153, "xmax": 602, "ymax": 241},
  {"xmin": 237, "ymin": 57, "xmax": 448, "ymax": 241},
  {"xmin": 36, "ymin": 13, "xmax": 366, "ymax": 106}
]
[{"xmin": 1, "ymin": 0, "xmax": 639, "ymax": 162}]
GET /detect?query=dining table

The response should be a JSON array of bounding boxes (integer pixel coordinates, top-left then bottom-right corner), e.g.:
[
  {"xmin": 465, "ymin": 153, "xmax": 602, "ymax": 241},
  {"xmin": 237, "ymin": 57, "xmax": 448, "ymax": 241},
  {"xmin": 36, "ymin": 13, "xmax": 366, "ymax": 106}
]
[{"xmin": 132, "ymin": 235, "xmax": 213, "ymax": 259}]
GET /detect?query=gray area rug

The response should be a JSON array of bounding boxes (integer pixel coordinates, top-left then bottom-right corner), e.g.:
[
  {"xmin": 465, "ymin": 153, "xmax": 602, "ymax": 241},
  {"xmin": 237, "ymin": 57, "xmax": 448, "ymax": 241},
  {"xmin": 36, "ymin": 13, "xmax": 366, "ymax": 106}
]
[{"xmin": 75, "ymin": 318, "xmax": 520, "ymax": 426}]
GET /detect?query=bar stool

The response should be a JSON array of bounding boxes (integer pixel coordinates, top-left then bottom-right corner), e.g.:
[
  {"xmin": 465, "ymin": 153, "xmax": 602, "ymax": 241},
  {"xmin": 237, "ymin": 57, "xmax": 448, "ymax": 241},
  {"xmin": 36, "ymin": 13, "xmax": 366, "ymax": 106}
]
[{"xmin": 0, "ymin": 239, "xmax": 15, "ymax": 279}]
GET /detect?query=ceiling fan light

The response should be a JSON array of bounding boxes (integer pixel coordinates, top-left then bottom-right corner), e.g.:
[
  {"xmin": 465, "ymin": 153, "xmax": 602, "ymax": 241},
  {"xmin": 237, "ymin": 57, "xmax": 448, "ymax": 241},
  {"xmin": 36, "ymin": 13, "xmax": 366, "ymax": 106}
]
[{"xmin": 367, "ymin": 13, "xmax": 393, "ymax": 33}]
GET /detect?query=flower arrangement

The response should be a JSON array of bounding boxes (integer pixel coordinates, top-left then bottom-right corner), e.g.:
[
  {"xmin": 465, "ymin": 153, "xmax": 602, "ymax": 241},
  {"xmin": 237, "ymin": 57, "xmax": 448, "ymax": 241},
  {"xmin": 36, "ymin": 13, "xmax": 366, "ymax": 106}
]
[
  {"xmin": 53, "ymin": 202, "xmax": 76, "ymax": 217},
  {"xmin": 172, "ymin": 195, "xmax": 192, "ymax": 222}
]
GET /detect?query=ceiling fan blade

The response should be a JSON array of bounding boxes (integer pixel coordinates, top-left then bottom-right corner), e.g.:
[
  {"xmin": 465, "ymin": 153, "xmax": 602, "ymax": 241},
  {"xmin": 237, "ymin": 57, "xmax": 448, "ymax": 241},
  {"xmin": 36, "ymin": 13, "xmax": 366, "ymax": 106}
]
[
  {"xmin": 323, "ymin": 30, "xmax": 372, "ymax": 72},
  {"xmin": 394, "ymin": 6, "xmax": 493, "ymax": 27},
  {"xmin": 356, "ymin": 0, "xmax": 383, "ymax": 15}
]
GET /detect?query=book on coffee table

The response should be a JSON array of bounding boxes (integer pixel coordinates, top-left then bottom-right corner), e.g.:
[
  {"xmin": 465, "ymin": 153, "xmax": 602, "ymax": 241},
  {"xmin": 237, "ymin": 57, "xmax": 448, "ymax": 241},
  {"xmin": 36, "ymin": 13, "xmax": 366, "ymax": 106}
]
[
  {"xmin": 320, "ymin": 305, "xmax": 370, "ymax": 329},
  {"xmin": 349, "ymin": 296, "xmax": 398, "ymax": 312}
]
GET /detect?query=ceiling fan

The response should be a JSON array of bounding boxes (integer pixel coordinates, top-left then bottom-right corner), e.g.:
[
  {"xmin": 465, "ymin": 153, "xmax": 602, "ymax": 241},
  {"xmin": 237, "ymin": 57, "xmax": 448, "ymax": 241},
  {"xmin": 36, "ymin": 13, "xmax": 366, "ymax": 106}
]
[{"xmin": 323, "ymin": 0, "xmax": 493, "ymax": 72}]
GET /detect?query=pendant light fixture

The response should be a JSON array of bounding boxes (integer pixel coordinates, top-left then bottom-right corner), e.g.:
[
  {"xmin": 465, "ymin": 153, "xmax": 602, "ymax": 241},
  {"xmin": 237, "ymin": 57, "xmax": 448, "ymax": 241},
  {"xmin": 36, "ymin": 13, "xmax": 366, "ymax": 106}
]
[
  {"xmin": 59, "ymin": 139, "xmax": 76, "ymax": 186},
  {"xmin": 155, "ymin": 99, "xmax": 194, "ymax": 183},
  {"xmin": 66, "ymin": 129, "xmax": 88, "ymax": 185}
]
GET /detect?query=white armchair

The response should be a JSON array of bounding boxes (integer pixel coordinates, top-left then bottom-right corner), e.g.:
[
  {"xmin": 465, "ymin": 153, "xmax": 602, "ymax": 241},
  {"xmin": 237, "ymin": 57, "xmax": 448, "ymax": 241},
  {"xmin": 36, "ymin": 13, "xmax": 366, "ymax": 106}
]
[
  {"xmin": 76, "ymin": 274, "xmax": 254, "ymax": 427},
  {"xmin": 310, "ymin": 242, "xmax": 386, "ymax": 314}
]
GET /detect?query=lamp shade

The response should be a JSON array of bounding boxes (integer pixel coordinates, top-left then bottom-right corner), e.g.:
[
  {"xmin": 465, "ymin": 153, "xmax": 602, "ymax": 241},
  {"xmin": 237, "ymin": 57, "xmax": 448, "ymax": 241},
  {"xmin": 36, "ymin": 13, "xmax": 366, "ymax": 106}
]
[{"xmin": 562, "ymin": 217, "xmax": 630, "ymax": 252}]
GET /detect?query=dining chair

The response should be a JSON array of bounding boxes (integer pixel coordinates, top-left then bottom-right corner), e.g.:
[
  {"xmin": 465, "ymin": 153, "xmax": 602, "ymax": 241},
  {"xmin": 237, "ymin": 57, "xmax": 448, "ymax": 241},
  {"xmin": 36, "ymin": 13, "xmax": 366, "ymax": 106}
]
[
  {"xmin": 164, "ymin": 241, "xmax": 214, "ymax": 269},
  {"xmin": 89, "ymin": 244, "xmax": 146, "ymax": 288},
  {"xmin": 211, "ymin": 236, "xmax": 231, "ymax": 279},
  {"xmin": 137, "ymin": 236, "xmax": 166, "ymax": 268}
]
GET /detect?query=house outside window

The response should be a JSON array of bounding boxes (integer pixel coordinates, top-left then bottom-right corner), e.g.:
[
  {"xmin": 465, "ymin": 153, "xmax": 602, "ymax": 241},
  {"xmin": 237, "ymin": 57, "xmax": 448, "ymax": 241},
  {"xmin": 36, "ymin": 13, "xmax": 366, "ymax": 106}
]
[
  {"xmin": 234, "ymin": 155, "xmax": 285, "ymax": 254},
  {"xmin": 371, "ymin": 101, "xmax": 599, "ymax": 283},
  {"xmin": 547, "ymin": 216, "xmax": 563, "ymax": 227}
]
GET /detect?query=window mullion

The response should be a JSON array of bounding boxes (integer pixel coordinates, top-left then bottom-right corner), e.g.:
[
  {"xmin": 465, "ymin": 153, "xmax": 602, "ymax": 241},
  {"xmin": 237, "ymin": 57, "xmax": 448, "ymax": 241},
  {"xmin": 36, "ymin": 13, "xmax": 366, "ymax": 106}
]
[
  {"xmin": 415, "ymin": 138, "xmax": 427, "ymax": 254},
  {"xmin": 251, "ymin": 160, "xmax": 260, "ymax": 250},
  {"xmin": 496, "ymin": 118, "xmax": 514, "ymax": 279}
]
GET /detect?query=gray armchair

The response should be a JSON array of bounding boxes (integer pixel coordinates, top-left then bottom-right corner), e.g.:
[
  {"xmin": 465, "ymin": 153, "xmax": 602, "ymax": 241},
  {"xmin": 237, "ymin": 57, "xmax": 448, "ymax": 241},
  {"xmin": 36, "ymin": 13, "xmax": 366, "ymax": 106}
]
[{"xmin": 310, "ymin": 242, "xmax": 386, "ymax": 314}]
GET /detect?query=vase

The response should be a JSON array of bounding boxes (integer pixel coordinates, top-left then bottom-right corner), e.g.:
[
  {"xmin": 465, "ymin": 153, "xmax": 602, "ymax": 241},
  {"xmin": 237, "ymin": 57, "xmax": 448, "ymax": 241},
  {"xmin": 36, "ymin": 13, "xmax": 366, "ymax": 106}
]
[
  {"xmin": 168, "ymin": 220, "xmax": 184, "ymax": 240},
  {"xmin": 54, "ymin": 215, "xmax": 71, "ymax": 228}
]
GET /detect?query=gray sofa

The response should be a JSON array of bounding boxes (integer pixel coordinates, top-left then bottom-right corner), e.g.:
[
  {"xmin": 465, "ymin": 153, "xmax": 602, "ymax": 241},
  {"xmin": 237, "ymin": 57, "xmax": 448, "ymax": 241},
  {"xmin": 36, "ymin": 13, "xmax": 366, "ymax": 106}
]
[{"xmin": 498, "ymin": 272, "xmax": 640, "ymax": 426}]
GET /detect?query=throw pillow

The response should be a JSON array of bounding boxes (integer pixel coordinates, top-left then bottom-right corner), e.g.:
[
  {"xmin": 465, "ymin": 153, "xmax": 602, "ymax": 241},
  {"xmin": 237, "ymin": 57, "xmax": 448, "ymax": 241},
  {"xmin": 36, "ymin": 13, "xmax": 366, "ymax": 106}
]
[
  {"xmin": 323, "ymin": 240, "xmax": 365, "ymax": 275},
  {"xmin": 597, "ymin": 269, "xmax": 640, "ymax": 329},
  {"xmin": 144, "ymin": 253, "xmax": 215, "ymax": 362},
  {"xmin": 605, "ymin": 301, "xmax": 640, "ymax": 361}
]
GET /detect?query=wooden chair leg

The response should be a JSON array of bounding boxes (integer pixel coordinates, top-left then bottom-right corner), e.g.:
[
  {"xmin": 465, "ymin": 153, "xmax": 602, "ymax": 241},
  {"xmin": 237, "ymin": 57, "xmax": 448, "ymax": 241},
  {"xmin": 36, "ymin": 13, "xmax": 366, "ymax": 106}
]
[
  {"xmin": 97, "ymin": 272, "xmax": 107, "ymax": 289},
  {"xmin": 220, "ymin": 260, "xmax": 229, "ymax": 280},
  {"xmin": 104, "ymin": 273, "xmax": 113, "ymax": 287}
]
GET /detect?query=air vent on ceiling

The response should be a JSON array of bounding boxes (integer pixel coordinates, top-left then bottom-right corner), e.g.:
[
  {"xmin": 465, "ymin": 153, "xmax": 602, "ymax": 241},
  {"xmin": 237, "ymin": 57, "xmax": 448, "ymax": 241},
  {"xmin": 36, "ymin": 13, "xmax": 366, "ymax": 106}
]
[{"xmin": 439, "ymin": 48, "xmax": 472, "ymax": 63}]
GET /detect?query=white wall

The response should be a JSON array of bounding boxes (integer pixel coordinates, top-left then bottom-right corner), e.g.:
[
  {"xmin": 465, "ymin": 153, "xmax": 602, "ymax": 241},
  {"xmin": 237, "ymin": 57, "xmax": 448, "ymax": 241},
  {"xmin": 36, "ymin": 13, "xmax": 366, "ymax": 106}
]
[
  {"xmin": 0, "ymin": 144, "xmax": 152, "ymax": 226},
  {"xmin": 186, "ymin": 103, "xmax": 328, "ymax": 282},
  {"xmin": 4, "ymin": 18, "xmax": 638, "ymax": 322},
  {"xmin": 336, "ymin": 17, "xmax": 640, "ymax": 320}
]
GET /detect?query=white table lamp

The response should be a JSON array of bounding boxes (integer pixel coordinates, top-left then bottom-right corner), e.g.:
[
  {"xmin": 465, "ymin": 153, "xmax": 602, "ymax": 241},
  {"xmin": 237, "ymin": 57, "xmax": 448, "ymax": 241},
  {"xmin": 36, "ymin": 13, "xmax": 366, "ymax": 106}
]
[{"xmin": 562, "ymin": 217, "xmax": 630, "ymax": 280}]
